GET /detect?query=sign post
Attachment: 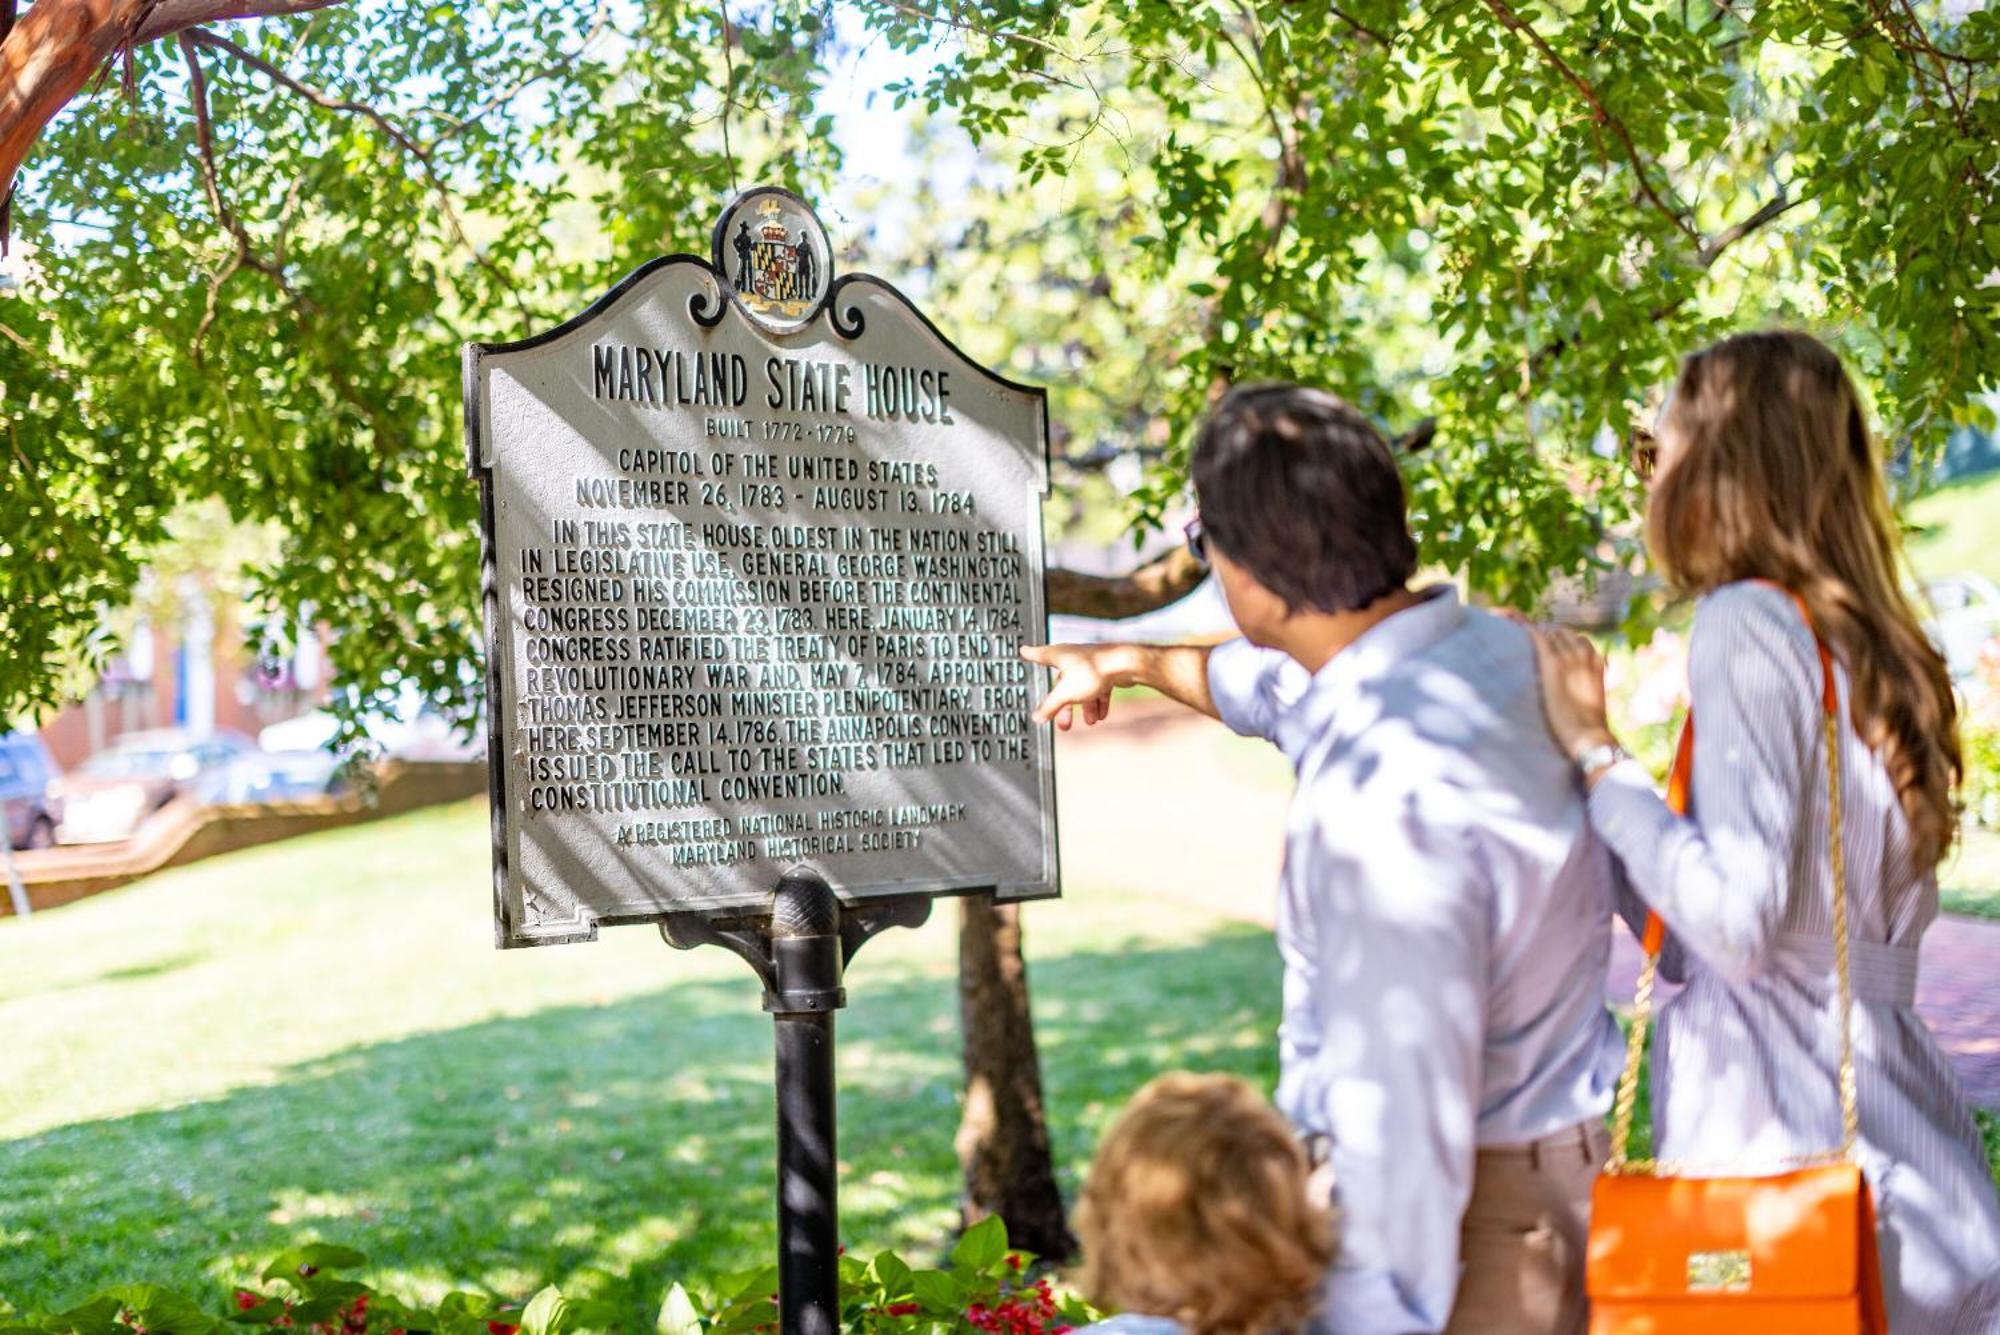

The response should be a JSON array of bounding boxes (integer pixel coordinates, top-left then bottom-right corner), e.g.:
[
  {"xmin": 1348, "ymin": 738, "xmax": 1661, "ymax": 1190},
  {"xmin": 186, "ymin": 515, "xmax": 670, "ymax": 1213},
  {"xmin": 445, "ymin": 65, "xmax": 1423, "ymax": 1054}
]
[
  {"xmin": 465, "ymin": 186, "xmax": 1061, "ymax": 1335},
  {"xmin": 1, "ymin": 815, "xmax": 30, "ymax": 919}
]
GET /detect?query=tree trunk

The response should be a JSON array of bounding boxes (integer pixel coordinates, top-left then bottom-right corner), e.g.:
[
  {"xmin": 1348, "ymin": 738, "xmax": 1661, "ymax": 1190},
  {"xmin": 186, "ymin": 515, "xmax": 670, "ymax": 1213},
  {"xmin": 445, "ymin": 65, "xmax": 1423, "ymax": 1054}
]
[
  {"xmin": 943, "ymin": 550, "xmax": 1214, "ymax": 1260},
  {"xmin": 954, "ymin": 893, "xmax": 1075, "ymax": 1261}
]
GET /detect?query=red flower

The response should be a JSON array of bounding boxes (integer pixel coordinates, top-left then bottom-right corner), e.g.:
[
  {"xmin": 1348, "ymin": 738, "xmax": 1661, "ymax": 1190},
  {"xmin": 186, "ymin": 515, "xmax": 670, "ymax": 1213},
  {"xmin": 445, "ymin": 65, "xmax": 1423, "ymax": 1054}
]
[
  {"xmin": 235, "ymin": 1292, "xmax": 262, "ymax": 1312},
  {"xmin": 1007, "ymin": 1255, "xmax": 1022, "ymax": 1272},
  {"xmin": 884, "ymin": 1303, "xmax": 921, "ymax": 1317},
  {"xmin": 487, "ymin": 1323, "xmax": 520, "ymax": 1335}
]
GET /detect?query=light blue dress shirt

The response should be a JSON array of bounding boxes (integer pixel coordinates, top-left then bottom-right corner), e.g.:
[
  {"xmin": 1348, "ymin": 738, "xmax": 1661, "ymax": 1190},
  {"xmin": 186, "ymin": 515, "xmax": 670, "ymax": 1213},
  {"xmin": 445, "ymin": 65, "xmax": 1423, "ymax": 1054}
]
[{"xmin": 1207, "ymin": 587, "xmax": 1623, "ymax": 1334}]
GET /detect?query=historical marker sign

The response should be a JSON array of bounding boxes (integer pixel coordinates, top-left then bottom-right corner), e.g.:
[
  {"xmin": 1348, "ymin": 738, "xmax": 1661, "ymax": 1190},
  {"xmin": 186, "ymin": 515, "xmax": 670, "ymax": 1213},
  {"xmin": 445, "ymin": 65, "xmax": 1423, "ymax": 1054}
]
[{"xmin": 466, "ymin": 187, "xmax": 1059, "ymax": 948}]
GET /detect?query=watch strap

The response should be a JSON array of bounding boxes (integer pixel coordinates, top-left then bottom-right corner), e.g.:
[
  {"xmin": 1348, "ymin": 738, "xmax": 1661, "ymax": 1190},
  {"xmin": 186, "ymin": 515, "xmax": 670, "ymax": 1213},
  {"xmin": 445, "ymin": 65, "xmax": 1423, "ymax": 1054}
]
[{"xmin": 1573, "ymin": 740, "xmax": 1628, "ymax": 779}]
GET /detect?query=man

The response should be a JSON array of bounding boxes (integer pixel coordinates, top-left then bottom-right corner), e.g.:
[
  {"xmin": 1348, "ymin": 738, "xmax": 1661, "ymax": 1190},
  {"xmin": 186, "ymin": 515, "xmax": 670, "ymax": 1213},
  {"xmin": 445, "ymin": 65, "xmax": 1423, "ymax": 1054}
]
[
  {"xmin": 1023, "ymin": 385, "xmax": 1623, "ymax": 1335},
  {"xmin": 794, "ymin": 229, "xmax": 818, "ymax": 299},
  {"xmin": 732, "ymin": 219, "xmax": 755, "ymax": 291}
]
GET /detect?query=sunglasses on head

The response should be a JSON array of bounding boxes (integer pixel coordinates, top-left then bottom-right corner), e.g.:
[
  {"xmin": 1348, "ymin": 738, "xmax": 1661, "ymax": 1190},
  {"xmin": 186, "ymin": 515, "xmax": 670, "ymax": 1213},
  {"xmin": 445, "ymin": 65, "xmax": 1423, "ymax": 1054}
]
[{"xmin": 1631, "ymin": 426, "xmax": 1658, "ymax": 482}]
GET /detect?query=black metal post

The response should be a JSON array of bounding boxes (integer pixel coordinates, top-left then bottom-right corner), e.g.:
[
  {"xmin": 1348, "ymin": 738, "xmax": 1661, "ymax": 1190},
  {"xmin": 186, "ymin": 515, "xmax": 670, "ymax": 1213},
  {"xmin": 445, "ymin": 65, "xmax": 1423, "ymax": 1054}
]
[
  {"xmin": 659, "ymin": 879, "xmax": 931, "ymax": 1335},
  {"xmin": 768, "ymin": 871, "xmax": 845, "ymax": 1335}
]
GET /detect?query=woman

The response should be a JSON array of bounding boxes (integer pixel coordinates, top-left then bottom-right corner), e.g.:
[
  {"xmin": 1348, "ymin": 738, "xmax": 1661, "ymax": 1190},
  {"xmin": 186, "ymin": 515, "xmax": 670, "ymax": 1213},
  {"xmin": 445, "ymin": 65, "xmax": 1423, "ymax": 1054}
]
[{"xmin": 1527, "ymin": 329, "xmax": 2000, "ymax": 1331}]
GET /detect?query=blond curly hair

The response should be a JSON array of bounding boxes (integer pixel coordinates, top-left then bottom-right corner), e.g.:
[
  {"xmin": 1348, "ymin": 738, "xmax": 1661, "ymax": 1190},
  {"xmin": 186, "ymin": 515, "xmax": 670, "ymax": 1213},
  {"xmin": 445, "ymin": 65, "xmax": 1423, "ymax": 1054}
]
[{"xmin": 1074, "ymin": 1073, "xmax": 1336, "ymax": 1335}]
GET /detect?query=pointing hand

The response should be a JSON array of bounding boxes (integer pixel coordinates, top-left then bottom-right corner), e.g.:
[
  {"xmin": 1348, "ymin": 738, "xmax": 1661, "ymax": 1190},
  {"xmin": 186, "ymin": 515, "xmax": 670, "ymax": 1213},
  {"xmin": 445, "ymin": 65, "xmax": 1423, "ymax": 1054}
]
[{"xmin": 1018, "ymin": 643, "xmax": 1129, "ymax": 731}]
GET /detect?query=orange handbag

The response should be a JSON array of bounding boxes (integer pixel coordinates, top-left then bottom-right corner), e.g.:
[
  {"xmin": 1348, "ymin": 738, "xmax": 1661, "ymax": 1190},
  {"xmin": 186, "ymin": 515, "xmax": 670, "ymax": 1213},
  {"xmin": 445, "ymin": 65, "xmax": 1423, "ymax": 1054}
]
[{"xmin": 1586, "ymin": 595, "xmax": 1889, "ymax": 1334}]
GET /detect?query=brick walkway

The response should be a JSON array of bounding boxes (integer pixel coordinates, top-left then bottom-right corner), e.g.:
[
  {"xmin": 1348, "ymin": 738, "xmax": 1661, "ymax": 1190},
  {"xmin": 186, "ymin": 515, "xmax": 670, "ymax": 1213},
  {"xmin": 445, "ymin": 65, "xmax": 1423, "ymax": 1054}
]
[{"xmin": 1054, "ymin": 697, "xmax": 2000, "ymax": 1108}]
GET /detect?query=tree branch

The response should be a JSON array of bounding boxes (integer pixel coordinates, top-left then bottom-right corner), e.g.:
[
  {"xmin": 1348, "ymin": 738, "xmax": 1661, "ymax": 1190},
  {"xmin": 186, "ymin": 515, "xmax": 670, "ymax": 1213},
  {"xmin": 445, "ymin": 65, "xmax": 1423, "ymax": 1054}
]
[
  {"xmin": 186, "ymin": 27, "xmax": 536, "ymax": 330},
  {"xmin": 0, "ymin": 0, "xmax": 13, "ymax": 246},
  {"xmin": 176, "ymin": 30, "xmax": 403, "ymax": 463},
  {"xmin": 132, "ymin": 0, "xmax": 343, "ymax": 44},
  {"xmin": 1196, "ymin": 16, "xmax": 1306, "ymax": 401},
  {"xmin": 1482, "ymin": 0, "xmax": 1699, "ymax": 244},
  {"xmin": 427, "ymin": 0, "xmax": 612, "ymax": 145},
  {"xmin": 1698, "ymin": 188, "xmax": 1809, "ymax": 265},
  {"xmin": 176, "ymin": 29, "xmax": 261, "ymax": 361},
  {"xmin": 177, "ymin": 31, "xmax": 230, "ymax": 225},
  {"xmin": 869, "ymin": 0, "xmax": 1075, "ymax": 65},
  {"xmin": 1521, "ymin": 185, "xmax": 1810, "ymax": 385},
  {"xmin": 716, "ymin": 0, "xmax": 737, "ymax": 192},
  {"xmin": 1047, "ymin": 11, "xmax": 1325, "ymax": 621},
  {"xmin": 1046, "ymin": 547, "xmax": 1206, "ymax": 620},
  {"xmin": 1328, "ymin": 5, "xmax": 1393, "ymax": 45}
]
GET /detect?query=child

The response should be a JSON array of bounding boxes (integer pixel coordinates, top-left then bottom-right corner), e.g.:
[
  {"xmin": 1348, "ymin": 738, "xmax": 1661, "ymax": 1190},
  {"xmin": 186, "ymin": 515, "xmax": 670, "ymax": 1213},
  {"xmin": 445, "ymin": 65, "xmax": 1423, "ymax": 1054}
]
[{"xmin": 1073, "ymin": 1072, "xmax": 1336, "ymax": 1335}]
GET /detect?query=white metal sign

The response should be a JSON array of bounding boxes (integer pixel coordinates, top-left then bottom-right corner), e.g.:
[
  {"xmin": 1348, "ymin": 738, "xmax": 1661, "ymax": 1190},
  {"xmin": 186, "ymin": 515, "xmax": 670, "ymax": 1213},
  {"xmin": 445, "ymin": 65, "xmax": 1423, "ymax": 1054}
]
[{"xmin": 466, "ymin": 187, "xmax": 1059, "ymax": 947}]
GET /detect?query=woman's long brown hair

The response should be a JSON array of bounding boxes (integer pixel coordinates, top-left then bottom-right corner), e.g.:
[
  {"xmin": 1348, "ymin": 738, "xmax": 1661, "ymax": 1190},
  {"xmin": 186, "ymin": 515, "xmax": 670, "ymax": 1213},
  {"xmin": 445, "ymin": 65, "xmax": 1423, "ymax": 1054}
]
[{"xmin": 1648, "ymin": 329, "xmax": 1961, "ymax": 869}]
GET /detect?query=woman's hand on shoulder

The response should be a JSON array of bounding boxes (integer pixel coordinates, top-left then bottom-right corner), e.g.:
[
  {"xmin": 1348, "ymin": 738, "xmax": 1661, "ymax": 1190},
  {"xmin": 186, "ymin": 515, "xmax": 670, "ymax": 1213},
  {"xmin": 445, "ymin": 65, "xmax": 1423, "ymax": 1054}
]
[{"xmin": 1501, "ymin": 611, "xmax": 1619, "ymax": 768}]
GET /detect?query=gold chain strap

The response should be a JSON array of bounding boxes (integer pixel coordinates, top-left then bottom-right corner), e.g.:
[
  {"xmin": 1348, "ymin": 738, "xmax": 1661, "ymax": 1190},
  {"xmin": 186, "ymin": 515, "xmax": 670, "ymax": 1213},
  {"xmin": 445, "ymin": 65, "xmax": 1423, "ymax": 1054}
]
[
  {"xmin": 1606, "ymin": 944, "xmax": 1656, "ymax": 1172},
  {"xmin": 1606, "ymin": 619, "xmax": 1859, "ymax": 1175},
  {"xmin": 1827, "ymin": 707, "xmax": 1861, "ymax": 1158}
]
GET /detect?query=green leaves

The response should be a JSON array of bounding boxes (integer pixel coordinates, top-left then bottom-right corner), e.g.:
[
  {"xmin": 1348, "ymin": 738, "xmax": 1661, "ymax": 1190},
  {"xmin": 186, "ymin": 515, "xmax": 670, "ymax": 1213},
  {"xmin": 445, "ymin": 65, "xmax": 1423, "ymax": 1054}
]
[
  {"xmin": 867, "ymin": 1252, "xmax": 913, "ymax": 1298},
  {"xmin": 5, "ymin": 0, "xmax": 1996, "ymax": 726},
  {"xmin": 258, "ymin": 1246, "xmax": 369, "ymax": 1284},
  {"xmin": 946, "ymin": 1217, "xmax": 1006, "ymax": 1273},
  {"xmin": 0, "ymin": 1246, "xmax": 621, "ymax": 1335},
  {"xmin": 96, "ymin": 1287, "xmax": 227, "ymax": 1335},
  {"xmin": 0, "ymin": 1215, "xmax": 1088, "ymax": 1335},
  {"xmin": 906, "ymin": 1272, "xmax": 962, "ymax": 1317},
  {"xmin": 3, "ymin": 0, "xmax": 834, "ymax": 730},
  {"xmin": 515, "ymin": 1286, "xmax": 616, "ymax": 1335},
  {"xmin": 656, "ymin": 1283, "xmax": 703, "ymax": 1335}
]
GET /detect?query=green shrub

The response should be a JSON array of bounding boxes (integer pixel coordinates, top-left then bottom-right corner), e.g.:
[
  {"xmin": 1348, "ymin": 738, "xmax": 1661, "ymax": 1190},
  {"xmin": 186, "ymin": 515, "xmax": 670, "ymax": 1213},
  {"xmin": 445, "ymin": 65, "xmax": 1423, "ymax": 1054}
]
[
  {"xmin": 0, "ymin": 1221, "xmax": 1095, "ymax": 1335},
  {"xmin": 1963, "ymin": 711, "xmax": 2000, "ymax": 829}
]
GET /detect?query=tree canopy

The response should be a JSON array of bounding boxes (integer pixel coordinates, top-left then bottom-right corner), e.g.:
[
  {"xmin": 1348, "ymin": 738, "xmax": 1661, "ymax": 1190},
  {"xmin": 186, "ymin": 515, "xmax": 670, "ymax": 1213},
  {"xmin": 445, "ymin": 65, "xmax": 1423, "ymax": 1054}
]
[{"xmin": 3, "ymin": 0, "xmax": 1996, "ymax": 724}]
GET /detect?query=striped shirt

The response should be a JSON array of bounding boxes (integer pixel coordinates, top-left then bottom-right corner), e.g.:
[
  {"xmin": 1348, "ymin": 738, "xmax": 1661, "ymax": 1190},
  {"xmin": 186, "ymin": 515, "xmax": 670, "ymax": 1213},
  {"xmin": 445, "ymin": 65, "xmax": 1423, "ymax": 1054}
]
[{"xmin": 1590, "ymin": 580, "xmax": 2000, "ymax": 1333}]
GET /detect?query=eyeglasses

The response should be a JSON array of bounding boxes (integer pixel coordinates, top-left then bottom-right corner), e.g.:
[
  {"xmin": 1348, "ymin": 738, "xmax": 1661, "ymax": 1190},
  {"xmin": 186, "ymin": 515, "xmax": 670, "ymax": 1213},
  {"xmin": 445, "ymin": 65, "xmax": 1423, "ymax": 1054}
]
[
  {"xmin": 1631, "ymin": 426, "xmax": 1658, "ymax": 483},
  {"xmin": 1184, "ymin": 515, "xmax": 1210, "ymax": 568}
]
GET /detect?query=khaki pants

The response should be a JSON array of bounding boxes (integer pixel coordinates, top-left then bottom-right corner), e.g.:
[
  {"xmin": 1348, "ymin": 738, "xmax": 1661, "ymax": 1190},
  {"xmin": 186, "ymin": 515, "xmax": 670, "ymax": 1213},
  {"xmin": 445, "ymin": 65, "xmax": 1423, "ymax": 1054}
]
[{"xmin": 1443, "ymin": 1120, "xmax": 1609, "ymax": 1335}]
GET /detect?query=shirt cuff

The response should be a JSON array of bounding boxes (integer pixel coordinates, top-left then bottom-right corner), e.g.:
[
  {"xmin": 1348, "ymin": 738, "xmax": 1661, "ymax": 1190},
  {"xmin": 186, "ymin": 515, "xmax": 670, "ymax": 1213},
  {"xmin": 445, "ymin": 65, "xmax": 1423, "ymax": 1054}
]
[
  {"xmin": 1586, "ymin": 759, "xmax": 1675, "ymax": 870},
  {"xmin": 1205, "ymin": 637, "xmax": 1292, "ymax": 743}
]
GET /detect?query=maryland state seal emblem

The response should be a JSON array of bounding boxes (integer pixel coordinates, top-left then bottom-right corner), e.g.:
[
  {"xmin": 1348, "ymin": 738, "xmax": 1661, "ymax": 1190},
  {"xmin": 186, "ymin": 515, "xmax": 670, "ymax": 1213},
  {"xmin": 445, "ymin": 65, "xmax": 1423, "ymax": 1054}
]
[{"xmin": 713, "ymin": 188, "xmax": 830, "ymax": 332}]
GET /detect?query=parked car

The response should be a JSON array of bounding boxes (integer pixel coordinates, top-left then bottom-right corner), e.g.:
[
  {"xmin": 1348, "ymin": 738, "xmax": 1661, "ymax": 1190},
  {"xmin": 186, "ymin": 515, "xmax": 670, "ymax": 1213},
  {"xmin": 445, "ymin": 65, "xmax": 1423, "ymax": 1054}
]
[
  {"xmin": 1924, "ymin": 573, "xmax": 2000, "ymax": 682},
  {"xmin": 259, "ymin": 690, "xmax": 485, "ymax": 764},
  {"xmin": 52, "ymin": 728, "xmax": 255, "ymax": 844},
  {"xmin": 206, "ymin": 749, "xmax": 343, "ymax": 804},
  {"xmin": 0, "ymin": 731, "xmax": 63, "ymax": 851}
]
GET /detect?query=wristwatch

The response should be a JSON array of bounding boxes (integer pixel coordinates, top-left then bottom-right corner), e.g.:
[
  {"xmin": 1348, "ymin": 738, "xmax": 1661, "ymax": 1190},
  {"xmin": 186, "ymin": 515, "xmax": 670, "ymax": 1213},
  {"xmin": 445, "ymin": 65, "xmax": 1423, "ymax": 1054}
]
[{"xmin": 1573, "ymin": 740, "xmax": 1629, "ymax": 782}]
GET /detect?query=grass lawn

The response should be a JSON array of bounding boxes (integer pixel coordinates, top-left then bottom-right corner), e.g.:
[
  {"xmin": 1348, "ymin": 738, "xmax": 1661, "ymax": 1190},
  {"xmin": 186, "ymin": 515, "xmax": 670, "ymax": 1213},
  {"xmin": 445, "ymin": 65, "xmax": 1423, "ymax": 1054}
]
[
  {"xmin": 4, "ymin": 798, "xmax": 1993, "ymax": 1328},
  {"xmin": 1942, "ymin": 826, "xmax": 2000, "ymax": 920},
  {"xmin": 1907, "ymin": 468, "xmax": 2000, "ymax": 586},
  {"xmin": 0, "ymin": 800, "xmax": 1278, "ymax": 1324}
]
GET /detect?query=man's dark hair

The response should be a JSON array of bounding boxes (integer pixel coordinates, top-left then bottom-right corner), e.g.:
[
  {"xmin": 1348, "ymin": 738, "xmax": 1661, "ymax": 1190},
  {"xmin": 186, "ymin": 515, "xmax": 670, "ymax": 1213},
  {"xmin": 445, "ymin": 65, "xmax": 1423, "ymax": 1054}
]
[{"xmin": 1191, "ymin": 384, "xmax": 1417, "ymax": 614}]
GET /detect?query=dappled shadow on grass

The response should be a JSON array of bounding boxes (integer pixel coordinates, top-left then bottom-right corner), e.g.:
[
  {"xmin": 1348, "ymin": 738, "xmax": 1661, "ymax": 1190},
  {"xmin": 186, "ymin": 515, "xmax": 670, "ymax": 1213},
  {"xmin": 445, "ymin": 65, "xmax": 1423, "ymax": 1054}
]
[{"xmin": 0, "ymin": 923, "xmax": 1277, "ymax": 1329}]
